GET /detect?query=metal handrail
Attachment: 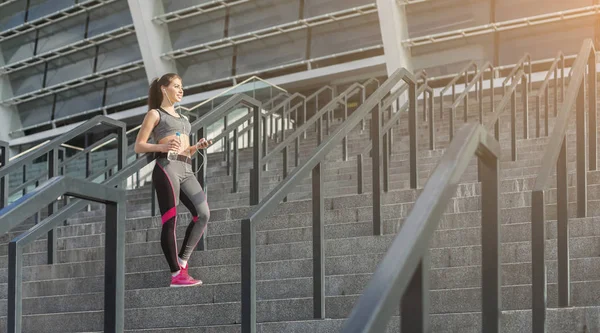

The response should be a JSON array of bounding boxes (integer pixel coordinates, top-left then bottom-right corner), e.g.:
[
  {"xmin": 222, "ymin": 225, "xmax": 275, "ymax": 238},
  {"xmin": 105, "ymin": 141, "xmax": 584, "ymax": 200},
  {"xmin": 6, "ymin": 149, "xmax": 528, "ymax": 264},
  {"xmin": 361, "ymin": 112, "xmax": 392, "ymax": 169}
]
[
  {"xmin": 240, "ymin": 67, "xmax": 417, "ymax": 332},
  {"xmin": 261, "ymin": 82, "xmax": 369, "ymax": 167},
  {"xmin": 0, "ymin": 115, "xmax": 126, "ymax": 264},
  {"xmin": 341, "ymin": 123, "xmax": 501, "ymax": 333},
  {"xmin": 7, "ymin": 133, "xmax": 120, "ymax": 198},
  {"xmin": 356, "ymin": 82, "xmax": 433, "ymax": 195},
  {"xmin": 535, "ymin": 51, "xmax": 566, "ymax": 137},
  {"xmin": 439, "ymin": 60, "xmax": 479, "ymax": 119},
  {"xmin": 0, "ymin": 176, "xmax": 126, "ymax": 333},
  {"xmin": 531, "ymin": 39, "xmax": 597, "ymax": 333},
  {"xmin": 447, "ymin": 62, "xmax": 495, "ymax": 140},
  {"xmin": 502, "ymin": 53, "xmax": 532, "ymax": 92},
  {"xmin": 180, "ymin": 75, "xmax": 286, "ymax": 114},
  {"xmin": 0, "ymin": 140, "xmax": 8, "ymax": 208},
  {"xmin": 485, "ymin": 70, "xmax": 529, "ymax": 161}
]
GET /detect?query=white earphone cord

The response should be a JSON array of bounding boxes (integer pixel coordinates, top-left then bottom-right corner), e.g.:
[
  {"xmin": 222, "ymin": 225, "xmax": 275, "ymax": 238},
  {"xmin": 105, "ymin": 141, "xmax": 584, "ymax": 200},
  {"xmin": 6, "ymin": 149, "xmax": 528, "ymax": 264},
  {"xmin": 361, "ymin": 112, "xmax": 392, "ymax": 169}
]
[{"xmin": 164, "ymin": 87, "xmax": 207, "ymax": 175}]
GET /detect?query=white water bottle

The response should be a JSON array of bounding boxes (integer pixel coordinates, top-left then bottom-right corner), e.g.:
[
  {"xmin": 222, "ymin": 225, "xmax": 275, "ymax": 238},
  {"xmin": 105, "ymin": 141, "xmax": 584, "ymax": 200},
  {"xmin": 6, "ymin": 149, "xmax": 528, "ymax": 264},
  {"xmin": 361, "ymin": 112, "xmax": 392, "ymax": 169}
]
[{"xmin": 167, "ymin": 132, "xmax": 180, "ymax": 161}]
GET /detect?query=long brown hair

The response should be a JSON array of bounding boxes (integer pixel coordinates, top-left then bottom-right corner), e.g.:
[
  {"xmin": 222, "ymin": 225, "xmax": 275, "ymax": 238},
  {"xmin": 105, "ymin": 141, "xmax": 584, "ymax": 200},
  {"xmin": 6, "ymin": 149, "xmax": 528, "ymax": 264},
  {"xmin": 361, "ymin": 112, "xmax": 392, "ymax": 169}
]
[{"xmin": 147, "ymin": 73, "xmax": 181, "ymax": 110}]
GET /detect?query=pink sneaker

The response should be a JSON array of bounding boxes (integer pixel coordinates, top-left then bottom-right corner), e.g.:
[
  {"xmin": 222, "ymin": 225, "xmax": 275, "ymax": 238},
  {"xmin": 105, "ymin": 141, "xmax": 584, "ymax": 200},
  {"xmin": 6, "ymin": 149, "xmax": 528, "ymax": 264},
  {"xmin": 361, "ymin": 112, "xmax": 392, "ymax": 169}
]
[{"xmin": 170, "ymin": 269, "xmax": 203, "ymax": 287}]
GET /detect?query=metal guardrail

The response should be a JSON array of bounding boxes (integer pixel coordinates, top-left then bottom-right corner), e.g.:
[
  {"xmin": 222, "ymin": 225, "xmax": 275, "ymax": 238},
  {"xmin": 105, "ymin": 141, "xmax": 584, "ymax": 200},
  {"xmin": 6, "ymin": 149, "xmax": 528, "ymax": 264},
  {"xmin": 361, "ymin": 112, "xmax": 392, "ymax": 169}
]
[
  {"xmin": 0, "ymin": 115, "xmax": 126, "ymax": 264},
  {"xmin": 502, "ymin": 53, "xmax": 532, "ymax": 93},
  {"xmin": 485, "ymin": 69, "xmax": 529, "ymax": 162},
  {"xmin": 439, "ymin": 60, "xmax": 479, "ymax": 119},
  {"xmin": 240, "ymin": 67, "xmax": 417, "ymax": 333},
  {"xmin": 531, "ymin": 38, "xmax": 597, "ymax": 333},
  {"xmin": 341, "ymin": 123, "xmax": 501, "ymax": 333},
  {"xmin": 535, "ymin": 52, "xmax": 566, "ymax": 137},
  {"xmin": 446, "ymin": 62, "xmax": 495, "ymax": 140},
  {"xmin": 0, "ymin": 176, "xmax": 126, "ymax": 333},
  {"xmin": 0, "ymin": 140, "xmax": 8, "ymax": 208}
]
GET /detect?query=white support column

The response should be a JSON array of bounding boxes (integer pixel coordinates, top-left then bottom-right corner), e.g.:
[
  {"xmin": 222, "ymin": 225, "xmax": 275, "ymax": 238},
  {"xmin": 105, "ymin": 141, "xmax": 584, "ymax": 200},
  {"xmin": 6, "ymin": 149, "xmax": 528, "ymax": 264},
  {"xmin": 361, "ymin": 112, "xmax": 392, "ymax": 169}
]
[
  {"xmin": 376, "ymin": 0, "xmax": 413, "ymax": 75},
  {"xmin": 0, "ymin": 44, "xmax": 24, "ymax": 144},
  {"xmin": 127, "ymin": 0, "xmax": 177, "ymax": 82}
]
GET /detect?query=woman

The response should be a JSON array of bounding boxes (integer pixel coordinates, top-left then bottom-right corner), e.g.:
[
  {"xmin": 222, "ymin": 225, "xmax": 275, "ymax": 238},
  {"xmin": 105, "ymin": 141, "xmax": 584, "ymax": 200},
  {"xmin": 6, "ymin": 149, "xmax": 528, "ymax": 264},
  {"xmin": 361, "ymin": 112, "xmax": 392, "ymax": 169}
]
[{"xmin": 134, "ymin": 73, "xmax": 212, "ymax": 287}]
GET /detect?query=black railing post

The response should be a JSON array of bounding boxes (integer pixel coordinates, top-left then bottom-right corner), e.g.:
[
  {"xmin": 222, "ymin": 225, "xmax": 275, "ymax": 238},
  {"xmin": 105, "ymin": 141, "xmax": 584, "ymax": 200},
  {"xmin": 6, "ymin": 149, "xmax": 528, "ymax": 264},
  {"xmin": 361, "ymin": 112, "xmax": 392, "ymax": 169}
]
[
  {"xmin": 511, "ymin": 90, "xmax": 517, "ymax": 161},
  {"xmin": 522, "ymin": 75, "xmax": 529, "ymax": 139},
  {"xmin": 479, "ymin": 75, "xmax": 484, "ymax": 124},
  {"xmin": 47, "ymin": 149, "xmax": 58, "ymax": 264},
  {"xmin": 400, "ymin": 255, "xmax": 430, "ymax": 333},
  {"xmin": 409, "ymin": 82, "xmax": 418, "ymax": 189},
  {"xmin": 223, "ymin": 115, "xmax": 228, "ymax": 161},
  {"xmin": 251, "ymin": 105, "xmax": 262, "ymax": 206},
  {"xmin": 372, "ymin": 102, "xmax": 382, "ymax": 236},
  {"xmin": 463, "ymin": 94, "xmax": 468, "ymax": 122},
  {"xmin": 357, "ymin": 154, "xmax": 363, "ymax": 194},
  {"xmin": 588, "ymin": 54, "xmax": 597, "ymax": 171},
  {"xmin": 241, "ymin": 218, "xmax": 256, "ymax": 333},
  {"xmin": 535, "ymin": 95, "xmax": 548, "ymax": 138},
  {"xmin": 262, "ymin": 116, "xmax": 268, "ymax": 171},
  {"xmin": 383, "ymin": 133, "xmax": 389, "ymax": 193},
  {"xmin": 295, "ymin": 137, "xmax": 300, "ymax": 167},
  {"xmin": 531, "ymin": 190, "xmax": 547, "ymax": 333},
  {"xmin": 282, "ymin": 146, "xmax": 288, "ymax": 202},
  {"xmin": 104, "ymin": 197, "xmax": 126, "ymax": 332},
  {"xmin": 0, "ymin": 141, "xmax": 8, "ymax": 209},
  {"xmin": 576, "ymin": 80, "xmax": 587, "ymax": 218},
  {"xmin": 480, "ymin": 141, "xmax": 501, "ymax": 333},
  {"xmin": 557, "ymin": 135, "xmax": 570, "ymax": 307},
  {"xmin": 233, "ymin": 129, "xmax": 239, "ymax": 193},
  {"xmin": 429, "ymin": 91, "xmax": 435, "ymax": 150},
  {"xmin": 7, "ymin": 241, "xmax": 22, "ymax": 333},
  {"xmin": 198, "ymin": 127, "xmax": 207, "ymax": 191},
  {"xmin": 449, "ymin": 106, "xmax": 455, "ymax": 141},
  {"xmin": 312, "ymin": 162, "xmax": 325, "ymax": 318},
  {"xmin": 226, "ymin": 137, "xmax": 231, "ymax": 176}
]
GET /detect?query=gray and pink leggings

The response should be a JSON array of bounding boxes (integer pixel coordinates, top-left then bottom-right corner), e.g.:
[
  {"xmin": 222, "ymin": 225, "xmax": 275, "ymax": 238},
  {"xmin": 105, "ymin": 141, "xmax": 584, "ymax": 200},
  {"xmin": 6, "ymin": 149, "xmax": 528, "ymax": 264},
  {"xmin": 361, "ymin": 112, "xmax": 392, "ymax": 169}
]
[{"xmin": 152, "ymin": 157, "xmax": 210, "ymax": 273}]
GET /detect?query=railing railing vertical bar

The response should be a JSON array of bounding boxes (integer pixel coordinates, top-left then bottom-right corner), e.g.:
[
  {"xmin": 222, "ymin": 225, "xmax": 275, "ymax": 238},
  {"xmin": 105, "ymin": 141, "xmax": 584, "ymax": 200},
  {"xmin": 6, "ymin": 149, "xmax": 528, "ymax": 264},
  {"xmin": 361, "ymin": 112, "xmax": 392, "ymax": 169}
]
[
  {"xmin": 429, "ymin": 90, "xmax": 435, "ymax": 150},
  {"xmin": 233, "ymin": 129, "xmax": 239, "ymax": 193},
  {"xmin": 536, "ymin": 96, "xmax": 541, "ymax": 138},
  {"xmin": 7, "ymin": 241, "xmax": 22, "ymax": 332},
  {"xmin": 262, "ymin": 117, "xmax": 268, "ymax": 171},
  {"xmin": 104, "ymin": 198, "xmax": 126, "ymax": 333},
  {"xmin": 531, "ymin": 190, "xmax": 547, "ymax": 333},
  {"xmin": 372, "ymin": 101, "xmax": 382, "ymax": 235},
  {"xmin": 479, "ymin": 75, "xmax": 484, "ymax": 124},
  {"xmin": 383, "ymin": 133, "xmax": 389, "ymax": 193},
  {"xmin": 357, "ymin": 154, "xmax": 364, "ymax": 194},
  {"xmin": 295, "ymin": 137, "xmax": 300, "ymax": 167},
  {"xmin": 400, "ymin": 255, "xmax": 430, "ymax": 333},
  {"xmin": 463, "ymin": 94, "xmax": 468, "ymax": 122},
  {"xmin": 253, "ymin": 104, "xmax": 262, "ymax": 203},
  {"xmin": 554, "ymin": 67, "xmax": 559, "ymax": 120},
  {"xmin": 409, "ymin": 82, "xmax": 418, "ymax": 189},
  {"xmin": 588, "ymin": 53, "xmax": 597, "ymax": 171},
  {"xmin": 241, "ymin": 219, "xmax": 256, "ymax": 333},
  {"xmin": 522, "ymin": 75, "xmax": 529, "ymax": 139},
  {"xmin": 576, "ymin": 78, "xmax": 587, "ymax": 218},
  {"xmin": 312, "ymin": 161, "xmax": 325, "ymax": 319},
  {"xmin": 511, "ymin": 90, "xmax": 517, "ymax": 161},
  {"xmin": 557, "ymin": 135, "xmax": 569, "ymax": 307},
  {"xmin": 226, "ymin": 136, "xmax": 231, "ymax": 176},
  {"xmin": 46, "ymin": 149, "xmax": 58, "ymax": 264},
  {"xmin": 282, "ymin": 146, "xmax": 288, "ymax": 202},
  {"xmin": 480, "ymin": 137, "xmax": 501, "ymax": 333},
  {"xmin": 0, "ymin": 141, "xmax": 8, "ymax": 209},
  {"xmin": 546, "ymin": 85, "xmax": 551, "ymax": 136},
  {"xmin": 21, "ymin": 165, "xmax": 26, "ymax": 196}
]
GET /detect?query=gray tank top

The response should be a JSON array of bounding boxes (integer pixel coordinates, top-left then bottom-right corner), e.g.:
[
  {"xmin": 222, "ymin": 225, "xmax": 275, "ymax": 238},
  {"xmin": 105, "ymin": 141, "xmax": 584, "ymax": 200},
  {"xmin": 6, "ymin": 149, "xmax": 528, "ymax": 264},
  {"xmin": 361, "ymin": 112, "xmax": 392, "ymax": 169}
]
[{"xmin": 152, "ymin": 107, "xmax": 192, "ymax": 142}]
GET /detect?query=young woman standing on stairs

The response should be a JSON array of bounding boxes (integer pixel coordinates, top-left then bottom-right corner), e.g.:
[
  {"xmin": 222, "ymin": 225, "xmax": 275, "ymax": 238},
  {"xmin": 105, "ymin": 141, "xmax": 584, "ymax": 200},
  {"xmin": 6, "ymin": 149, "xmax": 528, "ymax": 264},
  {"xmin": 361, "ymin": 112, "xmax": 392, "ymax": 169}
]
[{"xmin": 134, "ymin": 73, "xmax": 212, "ymax": 287}]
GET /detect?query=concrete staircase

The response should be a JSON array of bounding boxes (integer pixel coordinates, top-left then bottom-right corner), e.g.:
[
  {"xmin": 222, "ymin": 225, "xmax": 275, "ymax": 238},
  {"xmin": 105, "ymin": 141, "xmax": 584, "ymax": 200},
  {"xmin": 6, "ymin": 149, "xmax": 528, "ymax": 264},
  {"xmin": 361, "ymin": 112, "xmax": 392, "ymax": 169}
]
[{"xmin": 1, "ymin": 78, "xmax": 600, "ymax": 332}]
